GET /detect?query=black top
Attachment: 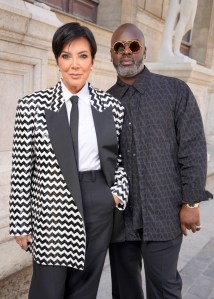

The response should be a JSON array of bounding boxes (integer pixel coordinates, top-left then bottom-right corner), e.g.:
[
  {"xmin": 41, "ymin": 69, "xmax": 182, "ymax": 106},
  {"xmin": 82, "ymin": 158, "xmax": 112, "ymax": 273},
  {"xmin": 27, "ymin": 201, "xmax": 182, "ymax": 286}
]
[{"xmin": 108, "ymin": 66, "xmax": 211, "ymax": 241}]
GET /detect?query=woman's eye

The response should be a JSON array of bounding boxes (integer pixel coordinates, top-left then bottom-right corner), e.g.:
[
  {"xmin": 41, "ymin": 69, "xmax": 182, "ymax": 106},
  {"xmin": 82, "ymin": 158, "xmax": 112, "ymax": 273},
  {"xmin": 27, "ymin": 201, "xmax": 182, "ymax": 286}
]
[
  {"xmin": 61, "ymin": 54, "xmax": 70, "ymax": 59},
  {"xmin": 80, "ymin": 54, "xmax": 88, "ymax": 59}
]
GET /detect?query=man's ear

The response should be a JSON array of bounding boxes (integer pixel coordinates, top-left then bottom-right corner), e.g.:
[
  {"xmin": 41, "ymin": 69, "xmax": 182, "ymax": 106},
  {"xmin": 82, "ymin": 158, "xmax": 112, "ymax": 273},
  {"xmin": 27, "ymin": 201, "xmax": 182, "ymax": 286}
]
[
  {"xmin": 110, "ymin": 52, "xmax": 113, "ymax": 62},
  {"xmin": 144, "ymin": 46, "xmax": 147, "ymax": 59}
]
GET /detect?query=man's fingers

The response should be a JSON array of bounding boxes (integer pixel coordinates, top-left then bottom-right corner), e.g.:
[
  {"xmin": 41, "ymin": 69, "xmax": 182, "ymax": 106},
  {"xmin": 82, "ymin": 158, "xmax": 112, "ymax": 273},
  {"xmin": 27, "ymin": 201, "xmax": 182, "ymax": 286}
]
[
  {"xmin": 180, "ymin": 224, "xmax": 187, "ymax": 236},
  {"xmin": 189, "ymin": 224, "xmax": 202, "ymax": 233},
  {"xmin": 195, "ymin": 224, "xmax": 201, "ymax": 232}
]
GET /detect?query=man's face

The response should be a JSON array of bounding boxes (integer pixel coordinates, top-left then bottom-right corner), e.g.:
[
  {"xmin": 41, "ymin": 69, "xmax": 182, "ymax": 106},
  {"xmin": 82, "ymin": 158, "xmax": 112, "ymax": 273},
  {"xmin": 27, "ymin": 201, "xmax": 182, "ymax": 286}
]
[{"xmin": 110, "ymin": 27, "xmax": 146, "ymax": 78}]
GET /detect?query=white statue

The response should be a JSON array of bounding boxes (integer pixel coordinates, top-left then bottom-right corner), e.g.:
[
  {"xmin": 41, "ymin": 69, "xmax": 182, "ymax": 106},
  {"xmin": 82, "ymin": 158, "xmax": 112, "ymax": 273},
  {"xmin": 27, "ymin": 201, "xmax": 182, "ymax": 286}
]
[{"xmin": 158, "ymin": 0, "xmax": 198, "ymax": 63}]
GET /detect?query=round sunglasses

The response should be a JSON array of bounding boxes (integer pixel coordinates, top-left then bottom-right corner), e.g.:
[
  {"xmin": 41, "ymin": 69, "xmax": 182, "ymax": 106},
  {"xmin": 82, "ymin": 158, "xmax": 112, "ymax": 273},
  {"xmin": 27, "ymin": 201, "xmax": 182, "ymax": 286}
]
[{"xmin": 111, "ymin": 40, "xmax": 143, "ymax": 54}]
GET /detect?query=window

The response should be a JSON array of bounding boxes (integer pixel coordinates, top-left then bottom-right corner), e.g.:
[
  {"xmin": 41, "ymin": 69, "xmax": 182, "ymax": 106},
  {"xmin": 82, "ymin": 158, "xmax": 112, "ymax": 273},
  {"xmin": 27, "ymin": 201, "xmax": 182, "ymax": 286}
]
[
  {"xmin": 180, "ymin": 30, "xmax": 193, "ymax": 56},
  {"xmin": 34, "ymin": 0, "xmax": 99, "ymax": 23}
]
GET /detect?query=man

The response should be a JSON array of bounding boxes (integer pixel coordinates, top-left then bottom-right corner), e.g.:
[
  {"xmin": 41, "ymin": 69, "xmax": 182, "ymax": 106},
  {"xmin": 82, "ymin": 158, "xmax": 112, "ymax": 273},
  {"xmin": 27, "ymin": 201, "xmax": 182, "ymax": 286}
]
[{"xmin": 108, "ymin": 23, "xmax": 212, "ymax": 299}]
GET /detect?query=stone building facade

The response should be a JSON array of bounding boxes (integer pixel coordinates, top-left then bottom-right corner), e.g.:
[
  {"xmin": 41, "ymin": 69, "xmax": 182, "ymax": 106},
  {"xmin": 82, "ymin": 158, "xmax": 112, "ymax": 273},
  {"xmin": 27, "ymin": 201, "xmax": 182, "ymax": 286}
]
[{"xmin": 0, "ymin": 0, "xmax": 214, "ymax": 297}]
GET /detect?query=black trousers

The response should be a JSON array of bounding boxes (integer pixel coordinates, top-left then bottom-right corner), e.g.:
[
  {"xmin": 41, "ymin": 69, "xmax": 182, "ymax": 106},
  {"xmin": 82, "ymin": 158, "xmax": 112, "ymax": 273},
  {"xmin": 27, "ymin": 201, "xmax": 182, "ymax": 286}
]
[
  {"xmin": 29, "ymin": 170, "xmax": 115, "ymax": 299},
  {"xmin": 109, "ymin": 234, "xmax": 183, "ymax": 299}
]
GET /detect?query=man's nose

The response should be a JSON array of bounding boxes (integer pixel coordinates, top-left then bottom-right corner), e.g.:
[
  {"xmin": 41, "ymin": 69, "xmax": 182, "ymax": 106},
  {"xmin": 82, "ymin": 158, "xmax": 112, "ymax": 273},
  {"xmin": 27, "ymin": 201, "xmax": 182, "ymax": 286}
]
[{"xmin": 123, "ymin": 44, "xmax": 131, "ymax": 54}]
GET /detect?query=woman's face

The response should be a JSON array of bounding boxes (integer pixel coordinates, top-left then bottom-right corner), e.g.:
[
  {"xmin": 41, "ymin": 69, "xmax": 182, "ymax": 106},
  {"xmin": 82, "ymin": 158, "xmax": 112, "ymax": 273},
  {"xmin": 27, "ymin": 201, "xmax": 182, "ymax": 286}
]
[{"xmin": 57, "ymin": 37, "xmax": 94, "ymax": 93}]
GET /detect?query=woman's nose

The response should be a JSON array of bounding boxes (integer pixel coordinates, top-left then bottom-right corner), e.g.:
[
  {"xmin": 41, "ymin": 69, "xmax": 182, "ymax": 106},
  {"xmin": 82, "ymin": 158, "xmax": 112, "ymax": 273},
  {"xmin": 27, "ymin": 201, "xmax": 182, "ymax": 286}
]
[{"xmin": 71, "ymin": 58, "xmax": 79, "ymax": 68}]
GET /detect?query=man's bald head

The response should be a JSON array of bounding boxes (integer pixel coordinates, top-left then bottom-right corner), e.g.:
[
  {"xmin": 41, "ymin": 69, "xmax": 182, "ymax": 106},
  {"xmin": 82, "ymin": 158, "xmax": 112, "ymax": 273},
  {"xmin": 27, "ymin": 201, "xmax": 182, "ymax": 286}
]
[{"xmin": 111, "ymin": 23, "xmax": 145, "ymax": 46}]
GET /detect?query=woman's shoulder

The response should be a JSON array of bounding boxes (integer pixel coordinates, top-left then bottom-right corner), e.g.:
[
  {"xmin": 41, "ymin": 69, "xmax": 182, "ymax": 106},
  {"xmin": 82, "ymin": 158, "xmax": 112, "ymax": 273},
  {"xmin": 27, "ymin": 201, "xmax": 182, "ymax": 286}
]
[
  {"xmin": 17, "ymin": 84, "xmax": 58, "ymax": 111},
  {"xmin": 21, "ymin": 86, "xmax": 55, "ymax": 102}
]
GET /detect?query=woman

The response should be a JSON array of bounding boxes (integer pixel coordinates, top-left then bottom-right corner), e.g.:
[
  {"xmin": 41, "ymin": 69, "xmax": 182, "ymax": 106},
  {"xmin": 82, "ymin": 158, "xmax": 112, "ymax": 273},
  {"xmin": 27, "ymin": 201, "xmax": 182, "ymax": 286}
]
[{"xmin": 9, "ymin": 22, "xmax": 128, "ymax": 299}]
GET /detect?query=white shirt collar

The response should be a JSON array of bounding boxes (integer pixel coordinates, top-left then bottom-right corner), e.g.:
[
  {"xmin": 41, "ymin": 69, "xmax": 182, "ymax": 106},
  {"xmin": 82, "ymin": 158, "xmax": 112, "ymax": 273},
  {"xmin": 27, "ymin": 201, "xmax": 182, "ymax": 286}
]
[{"xmin": 61, "ymin": 80, "xmax": 90, "ymax": 105}]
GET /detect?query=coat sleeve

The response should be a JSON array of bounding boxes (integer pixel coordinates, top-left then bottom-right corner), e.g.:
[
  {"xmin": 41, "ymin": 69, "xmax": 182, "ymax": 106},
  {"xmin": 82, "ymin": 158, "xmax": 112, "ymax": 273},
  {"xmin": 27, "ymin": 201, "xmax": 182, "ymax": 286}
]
[
  {"xmin": 175, "ymin": 80, "xmax": 212, "ymax": 204},
  {"xmin": 111, "ymin": 152, "xmax": 129, "ymax": 210},
  {"xmin": 110, "ymin": 101, "xmax": 129, "ymax": 210},
  {"xmin": 9, "ymin": 97, "xmax": 36, "ymax": 236}
]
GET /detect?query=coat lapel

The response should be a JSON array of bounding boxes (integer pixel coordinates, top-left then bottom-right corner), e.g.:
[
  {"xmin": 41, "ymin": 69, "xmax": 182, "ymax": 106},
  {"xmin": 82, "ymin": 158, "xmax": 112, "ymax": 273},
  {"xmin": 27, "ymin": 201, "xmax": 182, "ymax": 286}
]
[
  {"xmin": 90, "ymin": 86, "xmax": 118, "ymax": 187},
  {"xmin": 44, "ymin": 82, "xmax": 118, "ymax": 217},
  {"xmin": 45, "ymin": 83, "xmax": 84, "ymax": 218}
]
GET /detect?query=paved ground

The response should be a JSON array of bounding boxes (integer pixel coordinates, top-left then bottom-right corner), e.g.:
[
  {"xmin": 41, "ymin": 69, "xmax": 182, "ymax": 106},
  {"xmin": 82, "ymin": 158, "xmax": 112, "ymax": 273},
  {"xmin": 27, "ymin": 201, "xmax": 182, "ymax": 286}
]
[
  {"xmin": 1, "ymin": 189, "xmax": 213, "ymax": 299},
  {"xmin": 97, "ymin": 196, "xmax": 214, "ymax": 299}
]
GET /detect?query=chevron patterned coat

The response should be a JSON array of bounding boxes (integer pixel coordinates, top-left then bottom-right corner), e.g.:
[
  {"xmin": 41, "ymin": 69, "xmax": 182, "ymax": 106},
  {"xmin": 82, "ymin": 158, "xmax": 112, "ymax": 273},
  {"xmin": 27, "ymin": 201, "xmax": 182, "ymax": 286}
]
[{"xmin": 9, "ymin": 81, "xmax": 128, "ymax": 269}]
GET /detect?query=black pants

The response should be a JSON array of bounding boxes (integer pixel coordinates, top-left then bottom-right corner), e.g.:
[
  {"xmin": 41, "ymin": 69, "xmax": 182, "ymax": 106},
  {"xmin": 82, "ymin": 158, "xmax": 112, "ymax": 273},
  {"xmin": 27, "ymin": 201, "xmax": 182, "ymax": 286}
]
[
  {"xmin": 29, "ymin": 170, "xmax": 115, "ymax": 299},
  {"xmin": 109, "ymin": 234, "xmax": 183, "ymax": 299},
  {"xmin": 110, "ymin": 241, "xmax": 144, "ymax": 299}
]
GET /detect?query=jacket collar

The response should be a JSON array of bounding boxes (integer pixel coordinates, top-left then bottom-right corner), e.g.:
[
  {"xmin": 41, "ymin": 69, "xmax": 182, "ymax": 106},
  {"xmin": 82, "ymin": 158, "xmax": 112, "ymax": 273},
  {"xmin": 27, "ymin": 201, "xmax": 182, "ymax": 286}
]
[
  {"xmin": 50, "ymin": 81, "xmax": 65, "ymax": 112},
  {"xmin": 89, "ymin": 82, "xmax": 108, "ymax": 112},
  {"xmin": 49, "ymin": 81, "xmax": 109, "ymax": 113}
]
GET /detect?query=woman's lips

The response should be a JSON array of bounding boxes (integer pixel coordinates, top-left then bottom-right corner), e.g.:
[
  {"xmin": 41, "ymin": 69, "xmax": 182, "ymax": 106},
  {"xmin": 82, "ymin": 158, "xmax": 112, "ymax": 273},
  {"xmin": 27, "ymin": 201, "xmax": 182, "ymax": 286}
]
[{"xmin": 69, "ymin": 74, "xmax": 81, "ymax": 79}]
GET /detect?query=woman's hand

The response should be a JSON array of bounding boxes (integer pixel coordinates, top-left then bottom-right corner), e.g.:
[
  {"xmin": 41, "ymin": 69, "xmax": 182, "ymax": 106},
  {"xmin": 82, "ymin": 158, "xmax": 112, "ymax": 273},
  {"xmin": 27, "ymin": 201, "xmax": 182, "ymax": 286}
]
[
  {"xmin": 15, "ymin": 234, "xmax": 32, "ymax": 250},
  {"xmin": 113, "ymin": 194, "xmax": 121, "ymax": 207}
]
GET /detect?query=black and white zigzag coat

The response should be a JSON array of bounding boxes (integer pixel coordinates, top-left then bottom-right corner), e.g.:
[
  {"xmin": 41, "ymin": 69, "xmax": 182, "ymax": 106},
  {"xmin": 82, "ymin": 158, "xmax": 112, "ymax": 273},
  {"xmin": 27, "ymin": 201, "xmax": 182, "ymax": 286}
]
[{"xmin": 9, "ymin": 81, "xmax": 129, "ymax": 270}]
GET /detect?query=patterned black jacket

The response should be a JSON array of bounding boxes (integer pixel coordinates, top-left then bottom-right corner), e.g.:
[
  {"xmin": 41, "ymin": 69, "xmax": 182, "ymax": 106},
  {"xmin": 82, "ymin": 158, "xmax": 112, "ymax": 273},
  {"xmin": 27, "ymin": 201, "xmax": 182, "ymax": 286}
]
[{"xmin": 108, "ymin": 66, "xmax": 211, "ymax": 242}]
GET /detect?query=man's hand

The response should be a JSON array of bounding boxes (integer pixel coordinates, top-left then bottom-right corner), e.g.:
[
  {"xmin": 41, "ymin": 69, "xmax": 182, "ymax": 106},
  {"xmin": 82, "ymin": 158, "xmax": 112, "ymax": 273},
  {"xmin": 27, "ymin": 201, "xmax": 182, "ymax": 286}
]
[
  {"xmin": 15, "ymin": 234, "xmax": 32, "ymax": 250},
  {"xmin": 180, "ymin": 204, "xmax": 201, "ymax": 236}
]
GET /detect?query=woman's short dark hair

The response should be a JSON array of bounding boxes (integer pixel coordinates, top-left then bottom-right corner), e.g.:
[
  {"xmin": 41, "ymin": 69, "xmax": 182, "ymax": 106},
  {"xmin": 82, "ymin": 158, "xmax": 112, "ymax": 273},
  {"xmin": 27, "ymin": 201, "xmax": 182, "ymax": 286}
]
[{"xmin": 52, "ymin": 22, "xmax": 97, "ymax": 60}]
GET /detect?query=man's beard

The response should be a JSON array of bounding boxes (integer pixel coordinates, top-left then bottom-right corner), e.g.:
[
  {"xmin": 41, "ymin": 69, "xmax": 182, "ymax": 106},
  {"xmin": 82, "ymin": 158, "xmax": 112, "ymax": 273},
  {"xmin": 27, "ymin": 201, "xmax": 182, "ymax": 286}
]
[{"xmin": 113, "ymin": 57, "xmax": 144, "ymax": 78}]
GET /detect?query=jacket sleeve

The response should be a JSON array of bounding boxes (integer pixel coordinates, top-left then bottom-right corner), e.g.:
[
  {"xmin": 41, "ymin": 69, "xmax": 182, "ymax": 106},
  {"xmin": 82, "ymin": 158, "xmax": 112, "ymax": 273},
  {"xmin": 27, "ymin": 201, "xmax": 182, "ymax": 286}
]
[
  {"xmin": 9, "ymin": 97, "xmax": 35, "ymax": 236},
  {"xmin": 111, "ymin": 152, "xmax": 129, "ymax": 210},
  {"xmin": 175, "ymin": 80, "xmax": 212, "ymax": 204},
  {"xmin": 110, "ymin": 102, "xmax": 129, "ymax": 210}
]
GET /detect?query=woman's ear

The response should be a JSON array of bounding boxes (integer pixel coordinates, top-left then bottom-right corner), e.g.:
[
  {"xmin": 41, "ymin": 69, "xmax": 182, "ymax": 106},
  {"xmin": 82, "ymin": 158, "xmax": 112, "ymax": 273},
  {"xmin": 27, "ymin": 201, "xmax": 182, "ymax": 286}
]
[{"xmin": 91, "ymin": 57, "xmax": 95, "ymax": 70}]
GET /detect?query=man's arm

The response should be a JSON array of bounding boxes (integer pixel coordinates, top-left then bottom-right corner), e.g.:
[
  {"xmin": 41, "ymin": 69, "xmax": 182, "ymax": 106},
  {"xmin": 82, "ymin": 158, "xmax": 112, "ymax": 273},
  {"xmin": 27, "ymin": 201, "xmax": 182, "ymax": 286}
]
[{"xmin": 175, "ymin": 81, "xmax": 212, "ymax": 234}]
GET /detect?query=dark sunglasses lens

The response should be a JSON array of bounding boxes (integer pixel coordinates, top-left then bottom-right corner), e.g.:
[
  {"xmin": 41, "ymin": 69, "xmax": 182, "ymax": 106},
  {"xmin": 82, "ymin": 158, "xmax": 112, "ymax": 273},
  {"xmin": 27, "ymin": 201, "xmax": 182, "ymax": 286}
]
[
  {"xmin": 114, "ymin": 42, "xmax": 125, "ymax": 53},
  {"xmin": 130, "ymin": 41, "xmax": 141, "ymax": 52}
]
